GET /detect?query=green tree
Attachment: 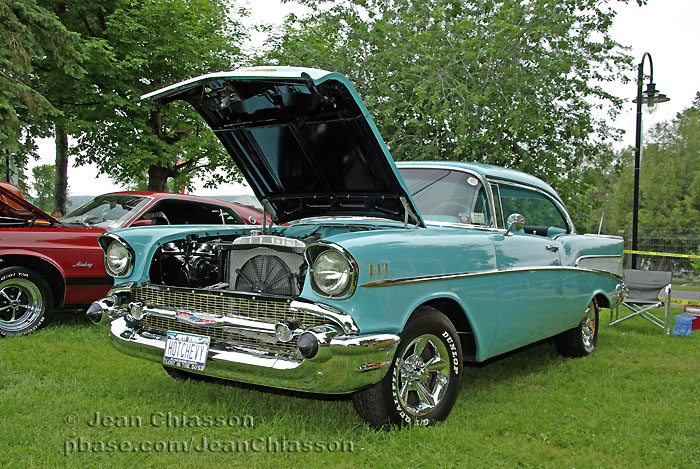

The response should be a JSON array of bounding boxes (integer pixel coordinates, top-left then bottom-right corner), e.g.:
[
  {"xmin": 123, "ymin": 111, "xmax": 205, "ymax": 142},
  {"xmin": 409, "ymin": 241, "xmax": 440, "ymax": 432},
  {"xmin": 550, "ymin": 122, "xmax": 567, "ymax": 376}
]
[
  {"xmin": 1, "ymin": 0, "xmax": 83, "ymax": 188},
  {"xmin": 601, "ymin": 92, "xmax": 700, "ymax": 272},
  {"xmin": 263, "ymin": 0, "xmax": 636, "ymax": 229},
  {"xmin": 0, "ymin": 0, "xmax": 83, "ymax": 150},
  {"xmin": 606, "ymin": 93, "xmax": 700, "ymax": 232},
  {"xmin": 570, "ymin": 143, "xmax": 625, "ymax": 234},
  {"xmin": 38, "ymin": 0, "xmax": 249, "ymax": 194},
  {"xmin": 34, "ymin": 1, "xmax": 128, "ymax": 214},
  {"xmin": 0, "ymin": 133, "xmax": 36, "ymax": 192},
  {"xmin": 77, "ymin": 0, "xmax": 249, "ymax": 192},
  {"xmin": 29, "ymin": 163, "xmax": 59, "ymax": 212},
  {"xmin": 600, "ymin": 145, "xmax": 634, "ymax": 234}
]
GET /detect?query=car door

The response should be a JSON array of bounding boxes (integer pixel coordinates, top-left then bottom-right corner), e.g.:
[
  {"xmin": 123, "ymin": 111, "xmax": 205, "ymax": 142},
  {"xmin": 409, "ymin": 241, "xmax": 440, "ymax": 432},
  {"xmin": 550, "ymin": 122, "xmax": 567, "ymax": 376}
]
[{"xmin": 489, "ymin": 182, "xmax": 570, "ymax": 355}]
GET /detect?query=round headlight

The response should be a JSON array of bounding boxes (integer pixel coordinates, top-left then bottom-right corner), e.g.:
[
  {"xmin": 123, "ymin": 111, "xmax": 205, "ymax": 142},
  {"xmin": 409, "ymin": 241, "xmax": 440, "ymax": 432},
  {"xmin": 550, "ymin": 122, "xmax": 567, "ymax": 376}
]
[
  {"xmin": 312, "ymin": 250, "xmax": 352, "ymax": 296},
  {"xmin": 105, "ymin": 239, "xmax": 132, "ymax": 277}
]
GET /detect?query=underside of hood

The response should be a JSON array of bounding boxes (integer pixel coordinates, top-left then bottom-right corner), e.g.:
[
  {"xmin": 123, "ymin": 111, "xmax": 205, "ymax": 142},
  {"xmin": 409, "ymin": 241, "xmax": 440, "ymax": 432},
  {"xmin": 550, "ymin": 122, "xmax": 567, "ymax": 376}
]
[
  {"xmin": 0, "ymin": 183, "xmax": 59, "ymax": 226},
  {"xmin": 142, "ymin": 67, "xmax": 422, "ymax": 226}
]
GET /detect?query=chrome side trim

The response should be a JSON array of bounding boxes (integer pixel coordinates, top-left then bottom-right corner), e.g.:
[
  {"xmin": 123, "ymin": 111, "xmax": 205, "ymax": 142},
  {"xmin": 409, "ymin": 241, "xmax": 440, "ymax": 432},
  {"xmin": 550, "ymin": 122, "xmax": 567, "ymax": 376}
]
[
  {"xmin": 360, "ymin": 265, "xmax": 623, "ymax": 288},
  {"xmin": 582, "ymin": 234, "xmax": 624, "ymax": 240},
  {"xmin": 573, "ymin": 254, "xmax": 624, "ymax": 266},
  {"xmin": 361, "ymin": 269, "xmax": 500, "ymax": 287}
]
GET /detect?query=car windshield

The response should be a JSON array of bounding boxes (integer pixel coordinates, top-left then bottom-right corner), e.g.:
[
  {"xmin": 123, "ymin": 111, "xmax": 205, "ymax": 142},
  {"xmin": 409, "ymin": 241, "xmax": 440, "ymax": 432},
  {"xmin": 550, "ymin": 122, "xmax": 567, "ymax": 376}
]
[
  {"xmin": 60, "ymin": 194, "xmax": 150, "ymax": 229},
  {"xmin": 399, "ymin": 168, "xmax": 489, "ymax": 226}
]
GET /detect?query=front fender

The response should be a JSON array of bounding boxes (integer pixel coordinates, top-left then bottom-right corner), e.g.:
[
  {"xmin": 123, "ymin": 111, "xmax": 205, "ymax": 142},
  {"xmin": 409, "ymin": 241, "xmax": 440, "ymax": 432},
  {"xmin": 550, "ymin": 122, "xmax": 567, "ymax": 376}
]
[{"xmin": 0, "ymin": 248, "xmax": 67, "ymax": 278}]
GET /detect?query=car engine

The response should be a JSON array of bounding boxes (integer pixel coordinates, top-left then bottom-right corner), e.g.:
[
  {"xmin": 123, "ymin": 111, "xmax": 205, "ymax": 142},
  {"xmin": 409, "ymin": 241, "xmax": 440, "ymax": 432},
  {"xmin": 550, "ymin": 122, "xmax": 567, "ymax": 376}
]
[{"xmin": 151, "ymin": 234, "xmax": 308, "ymax": 297}]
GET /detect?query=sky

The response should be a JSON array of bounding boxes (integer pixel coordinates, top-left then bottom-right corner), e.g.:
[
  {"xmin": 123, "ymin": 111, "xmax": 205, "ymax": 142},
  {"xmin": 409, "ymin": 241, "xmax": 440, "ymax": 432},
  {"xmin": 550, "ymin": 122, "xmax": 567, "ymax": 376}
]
[
  {"xmin": 29, "ymin": 0, "xmax": 700, "ymax": 196},
  {"xmin": 607, "ymin": 0, "xmax": 700, "ymax": 146}
]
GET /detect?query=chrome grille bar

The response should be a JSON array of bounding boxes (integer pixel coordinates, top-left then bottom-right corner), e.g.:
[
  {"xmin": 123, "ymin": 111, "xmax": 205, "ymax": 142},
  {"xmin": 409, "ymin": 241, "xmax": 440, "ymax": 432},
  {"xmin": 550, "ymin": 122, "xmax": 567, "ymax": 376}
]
[
  {"xmin": 131, "ymin": 285, "xmax": 321, "ymax": 326},
  {"xmin": 139, "ymin": 315, "xmax": 299, "ymax": 352}
]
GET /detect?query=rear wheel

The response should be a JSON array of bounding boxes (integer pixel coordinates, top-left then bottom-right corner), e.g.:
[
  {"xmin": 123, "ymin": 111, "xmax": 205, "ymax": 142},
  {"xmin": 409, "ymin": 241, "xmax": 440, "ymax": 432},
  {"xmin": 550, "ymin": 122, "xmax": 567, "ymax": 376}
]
[
  {"xmin": 555, "ymin": 299, "xmax": 599, "ymax": 358},
  {"xmin": 0, "ymin": 267, "xmax": 52, "ymax": 337},
  {"xmin": 352, "ymin": 306, "xmax": 462, "ymax": 429}
]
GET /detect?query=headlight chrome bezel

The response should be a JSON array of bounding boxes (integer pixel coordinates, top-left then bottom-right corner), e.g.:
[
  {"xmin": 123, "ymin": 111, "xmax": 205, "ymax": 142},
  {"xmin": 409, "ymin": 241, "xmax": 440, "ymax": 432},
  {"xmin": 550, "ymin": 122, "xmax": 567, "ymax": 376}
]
[
  {"xmin": 306, "ymin": 242, "xmax": 358, "ymax": 299},
  {"xmin": 100, "ymin": 234, "xmax": 134, "ymax": 278}
]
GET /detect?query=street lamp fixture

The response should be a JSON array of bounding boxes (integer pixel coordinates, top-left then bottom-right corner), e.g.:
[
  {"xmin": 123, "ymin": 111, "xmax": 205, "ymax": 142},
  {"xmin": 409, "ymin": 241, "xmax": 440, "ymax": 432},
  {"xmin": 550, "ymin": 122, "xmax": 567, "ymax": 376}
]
[
  {"xmin": 636, "ymin": 82, "xmax": 670, "ymax": 114},
  {"xmin": 630, "ymin": 52, "xmax": 669, "ymax": 269}
]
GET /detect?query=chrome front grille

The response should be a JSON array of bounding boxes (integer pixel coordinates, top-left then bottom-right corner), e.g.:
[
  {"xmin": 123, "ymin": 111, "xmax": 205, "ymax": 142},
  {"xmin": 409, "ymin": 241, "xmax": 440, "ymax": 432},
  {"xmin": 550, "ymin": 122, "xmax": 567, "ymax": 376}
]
[
  {"xmin": 131, "ymin": 286, "xmax": 327, "ymax": 329},
  {"xmin": 130, "ymin": 285, "xmax": 331, "ymax": 352},
  {"xmin": 131, "ymin": 286, "xmax": 286, "ymax": 320}
]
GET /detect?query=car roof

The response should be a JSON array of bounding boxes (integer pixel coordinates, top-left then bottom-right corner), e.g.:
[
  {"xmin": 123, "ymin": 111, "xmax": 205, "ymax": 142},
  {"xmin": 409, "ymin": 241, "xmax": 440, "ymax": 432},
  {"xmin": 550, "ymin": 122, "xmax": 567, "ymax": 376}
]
[{"xmin": 395, "ymin": 161, "xmax": 564, "ymax": 206}]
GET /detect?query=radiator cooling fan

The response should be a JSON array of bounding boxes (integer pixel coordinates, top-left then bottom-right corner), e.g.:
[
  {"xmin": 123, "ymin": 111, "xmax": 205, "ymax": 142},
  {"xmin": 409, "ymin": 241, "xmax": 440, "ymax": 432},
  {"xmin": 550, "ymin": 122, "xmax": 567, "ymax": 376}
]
[{"xmin": 234, "ymin": 255, "xmax": 295, "ymax": 295}]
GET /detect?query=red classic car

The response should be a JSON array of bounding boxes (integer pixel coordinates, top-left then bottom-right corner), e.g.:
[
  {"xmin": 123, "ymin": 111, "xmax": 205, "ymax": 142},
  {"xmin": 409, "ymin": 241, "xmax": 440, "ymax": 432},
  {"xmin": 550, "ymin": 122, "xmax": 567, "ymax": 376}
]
[{"xmin": 0, "ymin": 184, "xmax": 265, "ymax": 336}]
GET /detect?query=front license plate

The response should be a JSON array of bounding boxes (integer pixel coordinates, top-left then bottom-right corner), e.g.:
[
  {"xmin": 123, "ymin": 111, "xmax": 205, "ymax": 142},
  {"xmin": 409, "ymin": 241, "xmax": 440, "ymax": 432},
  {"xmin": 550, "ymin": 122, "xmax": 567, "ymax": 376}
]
[{"xmin": 163, "ymin": 332, "xmax": 210, "ymax": 371}]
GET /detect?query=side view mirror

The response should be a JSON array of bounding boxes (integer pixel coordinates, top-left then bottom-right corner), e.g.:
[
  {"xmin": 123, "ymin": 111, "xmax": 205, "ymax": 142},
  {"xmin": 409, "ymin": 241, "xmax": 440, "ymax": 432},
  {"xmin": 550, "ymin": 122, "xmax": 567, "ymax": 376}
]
[
  {"xmin": 504, "ymin": 213, "xmax": 525, "ymax": 236},
  {"xmin": 130, "ymin": 219, "xmax": 154, "ymax": 227}
]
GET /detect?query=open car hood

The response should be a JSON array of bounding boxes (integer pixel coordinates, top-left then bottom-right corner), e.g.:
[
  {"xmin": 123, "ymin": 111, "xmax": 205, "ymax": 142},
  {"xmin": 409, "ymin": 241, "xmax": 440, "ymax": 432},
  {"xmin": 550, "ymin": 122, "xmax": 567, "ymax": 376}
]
[
  {"xmin": 142, "ymin": 67, "xmax": 423, "ymax": 226},
  {"xmin": 0, "ymin": 184, "xmax": 60, "ymax": 226}
]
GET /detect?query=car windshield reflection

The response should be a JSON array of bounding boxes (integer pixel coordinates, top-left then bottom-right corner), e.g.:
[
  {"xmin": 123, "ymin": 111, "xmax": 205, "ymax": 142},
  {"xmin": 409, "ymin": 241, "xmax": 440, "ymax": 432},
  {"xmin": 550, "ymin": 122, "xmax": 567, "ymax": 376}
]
[
  {"xmin": 60, "ymin": 194, "xmax": 150, "ymax": 229},
  {"xmin": 399, "ymin": 168, "xmax": 489, "ymax": 225}
]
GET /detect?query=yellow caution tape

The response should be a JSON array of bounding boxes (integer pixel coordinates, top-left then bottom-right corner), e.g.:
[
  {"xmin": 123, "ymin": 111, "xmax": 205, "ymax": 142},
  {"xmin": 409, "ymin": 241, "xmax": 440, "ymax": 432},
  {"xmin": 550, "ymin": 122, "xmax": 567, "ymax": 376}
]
[
  {"xmin": 667, "ymin": 297, "xmax": 700, "ymax": 306},
  {"xmin": 623, "ymin": 249, "xmax": 700, "ymax": 259}
]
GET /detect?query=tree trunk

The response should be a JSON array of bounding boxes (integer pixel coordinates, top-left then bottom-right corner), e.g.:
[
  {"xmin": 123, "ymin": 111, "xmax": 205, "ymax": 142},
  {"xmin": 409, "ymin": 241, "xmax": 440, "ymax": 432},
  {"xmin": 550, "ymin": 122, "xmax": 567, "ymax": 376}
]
[
  {"xmin": 53, "ymin": 125, "xmax": 68, "ymax": 217},
  {"xmin": 4, "ymin": 149, "xmax": 10, "ymax": 182},
  {"xmin": 147, "ymin": 164, "xmax": 172, "ymax": 192}
]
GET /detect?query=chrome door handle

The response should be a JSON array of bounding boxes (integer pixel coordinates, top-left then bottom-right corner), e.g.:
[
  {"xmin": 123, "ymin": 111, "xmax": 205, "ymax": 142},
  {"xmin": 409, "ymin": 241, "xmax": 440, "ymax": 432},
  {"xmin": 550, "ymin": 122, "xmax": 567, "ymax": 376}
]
[{"xmin": 545, "ymin": 245, "xmax": 559, "ymax": 252}]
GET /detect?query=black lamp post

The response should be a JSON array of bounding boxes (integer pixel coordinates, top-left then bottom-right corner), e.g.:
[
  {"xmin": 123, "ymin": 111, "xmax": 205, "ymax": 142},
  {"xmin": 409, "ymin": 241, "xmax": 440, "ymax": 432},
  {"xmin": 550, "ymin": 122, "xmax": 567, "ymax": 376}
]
[{"xmin": 630, "ymin": 52, "xmax": 669, "ymax": 269}]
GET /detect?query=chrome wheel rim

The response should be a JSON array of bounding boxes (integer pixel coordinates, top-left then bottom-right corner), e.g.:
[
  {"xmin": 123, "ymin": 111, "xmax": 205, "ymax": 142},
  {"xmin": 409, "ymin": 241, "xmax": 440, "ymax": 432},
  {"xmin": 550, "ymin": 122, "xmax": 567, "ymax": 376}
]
[
  {"xmin": 581, "ymin": 303, "xmax": 596, "ymax": 353},
  {"xmin": 0, "ymin": 278, "xmax": 44, "ymax": 332},
  {"xmin": 395, "ymin": 334, "xmax": 451, "ymax": 416}
]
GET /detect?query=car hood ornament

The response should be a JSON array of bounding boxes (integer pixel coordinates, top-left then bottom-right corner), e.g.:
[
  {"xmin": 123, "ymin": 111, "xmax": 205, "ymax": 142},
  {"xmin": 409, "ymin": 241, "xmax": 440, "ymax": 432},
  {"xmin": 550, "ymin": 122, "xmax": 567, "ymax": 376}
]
[{"xmin": 141, "ymin": 67, "xmax": 423, "ymax": 227}]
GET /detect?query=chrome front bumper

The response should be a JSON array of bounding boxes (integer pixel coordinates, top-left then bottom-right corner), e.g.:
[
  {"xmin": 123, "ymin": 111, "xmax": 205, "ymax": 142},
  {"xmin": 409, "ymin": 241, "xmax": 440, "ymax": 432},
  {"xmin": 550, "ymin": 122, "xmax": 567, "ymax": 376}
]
[{"xmin": 89, "ymin": 296, "xmax": 400, "ymax": 394}]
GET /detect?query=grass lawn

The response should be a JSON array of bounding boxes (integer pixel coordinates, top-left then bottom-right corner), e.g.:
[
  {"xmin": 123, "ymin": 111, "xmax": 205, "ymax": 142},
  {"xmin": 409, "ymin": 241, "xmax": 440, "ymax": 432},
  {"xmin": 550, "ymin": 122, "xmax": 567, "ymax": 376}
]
[
  {"xmin": 672, "ymin": 278, "xmax": 699, "ymax": 285},
  {"xmin": 669, "ymin": 284, "xmax": 700, "ymax": 292},
  {"xmin": 1, "ymin": 309, "xmax": 699, "ymax": 467}
]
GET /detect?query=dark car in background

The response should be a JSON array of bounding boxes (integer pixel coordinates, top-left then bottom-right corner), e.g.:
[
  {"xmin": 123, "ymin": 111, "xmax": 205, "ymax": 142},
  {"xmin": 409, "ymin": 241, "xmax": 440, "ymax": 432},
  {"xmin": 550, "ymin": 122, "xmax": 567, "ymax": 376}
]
[{"xmin": 0, "ymin": 184, "xmax": 265, "ymax": 336}]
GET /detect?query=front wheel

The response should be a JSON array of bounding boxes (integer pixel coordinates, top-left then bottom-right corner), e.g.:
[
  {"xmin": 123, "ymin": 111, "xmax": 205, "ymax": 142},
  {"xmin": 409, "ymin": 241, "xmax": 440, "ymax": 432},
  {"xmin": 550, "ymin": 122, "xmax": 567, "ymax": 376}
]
[
  {"xmin": 352, "ymin": 306, "xmax": 462, "ymax": 429},
  {"xmin": 555, "ymin": 299, "xmax": 599, "ymax": 358},
  {"xmin": 0, "ymin": 267, "xmax": 52, "ymax": 337}
]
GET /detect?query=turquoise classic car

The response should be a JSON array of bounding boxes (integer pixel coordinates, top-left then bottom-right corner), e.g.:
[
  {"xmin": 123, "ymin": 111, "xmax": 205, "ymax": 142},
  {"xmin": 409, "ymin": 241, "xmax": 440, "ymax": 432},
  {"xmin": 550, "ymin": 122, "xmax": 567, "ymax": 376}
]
[{"xmin": 88, "ymin": 67, "xmax": 625, "ymax": 429}]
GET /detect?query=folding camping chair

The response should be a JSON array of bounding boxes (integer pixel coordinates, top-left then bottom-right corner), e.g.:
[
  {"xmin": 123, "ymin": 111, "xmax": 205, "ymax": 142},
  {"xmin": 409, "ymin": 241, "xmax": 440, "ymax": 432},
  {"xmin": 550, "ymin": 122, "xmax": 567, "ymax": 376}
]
[{"xmin": 610, "ymin": 269, "xmax": 672, "ymax": 334}]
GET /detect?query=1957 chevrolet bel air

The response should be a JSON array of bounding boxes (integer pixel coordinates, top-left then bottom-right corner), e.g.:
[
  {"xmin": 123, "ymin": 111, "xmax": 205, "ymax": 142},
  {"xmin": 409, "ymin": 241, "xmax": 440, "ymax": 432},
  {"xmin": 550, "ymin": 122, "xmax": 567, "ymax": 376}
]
[{"xmin": 88, "ymin": 67, "xmax": 625, "ymax": 429}]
